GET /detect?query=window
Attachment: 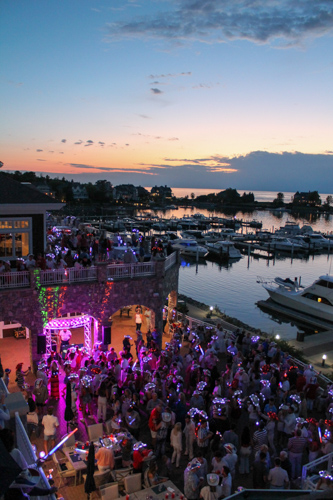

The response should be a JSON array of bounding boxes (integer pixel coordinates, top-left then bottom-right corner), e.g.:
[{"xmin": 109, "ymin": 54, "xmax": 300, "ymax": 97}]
[
  {"xmin": 303, "ymin": 292, "xmax": 332, "ymax": 307},
  {"xmin": 317, "ymin": 279, "xmax": 333, "ymax": 289},
  {"xmin": 0, "ymin": 218, "xmax": 31, "ymax": 259}
]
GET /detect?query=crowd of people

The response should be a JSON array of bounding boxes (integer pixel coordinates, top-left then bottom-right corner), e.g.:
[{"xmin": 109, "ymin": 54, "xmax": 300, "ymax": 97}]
[
  {"xmin": 2, "ymin": 316, "xmax": 333, "ymax": 498},
  {"xmin": 0, "ymin": 224, "xmax": 174, "ymax": 278}
]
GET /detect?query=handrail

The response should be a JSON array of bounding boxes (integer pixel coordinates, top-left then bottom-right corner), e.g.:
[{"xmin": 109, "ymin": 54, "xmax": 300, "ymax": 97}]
[
  {"xmin": 0, "ymin": 271, "xmax": 30, "ymax": 289},
  {"xmin": 107, "ymin": 262, "xmax": 156, "ymax": 280},
  {"xmin": 301, "ymin": 451, "xmax": 333, "ymax": 489},
  {"xmin": 0, "ymin": 256, "xmax": 178, "ymax": 289},
  {"xmin": 40, "ymin": 267, "xmax": 98, "ymax": 285},
  {"xmin": 165, "ymin": 252, "xmax": 177, "ymax": 271}
]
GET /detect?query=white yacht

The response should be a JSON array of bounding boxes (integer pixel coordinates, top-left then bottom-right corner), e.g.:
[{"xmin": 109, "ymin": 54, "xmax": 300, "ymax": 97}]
[
  {"xmin": 262, "ymin": 236, "xmax": 304, "ymax": 252},
  {"xmin": 263, "ymin": 275, "xmax": 333, "ymax": 323},
  {"xmin": 303, "ymin": 233, "xmax": 331, "ymax": 250},
  {"xmin": 171, "ymin": 238, "xmax": 207, "ymax": 258},
  {"xmin": 205, "ymin": 241, "xmax": 242, "ymax": 260}
]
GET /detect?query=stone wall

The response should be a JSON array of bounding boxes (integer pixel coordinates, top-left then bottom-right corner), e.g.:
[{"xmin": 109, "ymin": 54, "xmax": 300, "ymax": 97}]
[{"xmin": 0, "ymin": 258, "xmax": 179, "ymax": 365}]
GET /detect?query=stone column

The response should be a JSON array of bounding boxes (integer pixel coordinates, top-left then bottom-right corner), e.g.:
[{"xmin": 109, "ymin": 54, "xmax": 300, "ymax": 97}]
[{"xmin": 96, "ymin": 262, "xmax": 108, "ymax": 283}]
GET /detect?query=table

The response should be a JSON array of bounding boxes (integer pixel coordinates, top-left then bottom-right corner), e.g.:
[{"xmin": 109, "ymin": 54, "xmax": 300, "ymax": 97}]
[
  {"xmin": 63, "ymin": 447, "xmax": 87, "ymax": 484},
  {"xmin": 131, "ymin": 480, "xmax": 183, "ymax": 500}
]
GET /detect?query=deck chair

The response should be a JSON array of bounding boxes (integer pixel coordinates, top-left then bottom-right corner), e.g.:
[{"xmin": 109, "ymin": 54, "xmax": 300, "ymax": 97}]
[
  {"xmin": 100, "ymin": 482, "xmax": 119, "ymax": 500},
  {"xmin": 87, "ymin": 422, "xmax": 103, "ymax": 442},
  {"xmin": 52, "ymin": 452, "xmax": 77, "ymax": 487},
  {"xmin": 123, "ymin": 473, "xmax": 142, "ymax": 494}
]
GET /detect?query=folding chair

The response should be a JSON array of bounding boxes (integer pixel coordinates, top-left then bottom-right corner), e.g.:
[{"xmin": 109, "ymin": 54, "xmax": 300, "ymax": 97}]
[
  {"xmin": 123, "ymin": 473, "xmax": 142, "ymax": 494},
  {"xmin": 52, "ymin": 452, "xmax": 77, "ymax": 487},
  {"xmin": 87, "ymin": 422, "xmax": 103, "ymax": 442},
  {"xmin": 100, "ymin": 482, "xmax": 120, "ymax": 500},
  {"xmin": 111, "ymin": 466, "xmax": 133, "ymax": 486}
]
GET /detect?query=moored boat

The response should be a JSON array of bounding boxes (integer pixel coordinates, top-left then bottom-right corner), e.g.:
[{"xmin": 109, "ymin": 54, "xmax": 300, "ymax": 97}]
[
  {"xmin": 263, "ymin": 274, "xmax": 333, "ymax": 323},
  {"xmin": 205, "ymin": 241, "xmax": 242, "ymax": 260}
]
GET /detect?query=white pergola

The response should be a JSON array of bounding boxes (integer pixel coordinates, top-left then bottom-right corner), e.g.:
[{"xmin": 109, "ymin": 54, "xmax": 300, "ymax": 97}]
[{"xmin": 43, "ymin": 314, "xmax": 97, "ymax": 357}]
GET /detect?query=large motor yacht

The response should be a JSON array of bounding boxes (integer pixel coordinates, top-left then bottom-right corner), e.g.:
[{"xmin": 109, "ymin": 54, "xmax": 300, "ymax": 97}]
[{"xmin": 263, "ymin": 275, "xmax": 333, "ymax": 323}]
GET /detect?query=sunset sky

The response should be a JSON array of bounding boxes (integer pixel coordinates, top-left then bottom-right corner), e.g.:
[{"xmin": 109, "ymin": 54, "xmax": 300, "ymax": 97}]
[{"xmin": 1, "ymin": 1, "xmax": 333, "ymax": 191}]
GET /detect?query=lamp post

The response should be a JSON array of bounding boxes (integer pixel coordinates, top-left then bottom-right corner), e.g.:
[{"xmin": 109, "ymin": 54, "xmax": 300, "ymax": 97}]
[
  {"xmin": 322, "ymin": 354, "xmax": 327, "ymax": 367},
  {"xmin": 275, "ymin": 334, "xmax": 280, "ymax": 340}
]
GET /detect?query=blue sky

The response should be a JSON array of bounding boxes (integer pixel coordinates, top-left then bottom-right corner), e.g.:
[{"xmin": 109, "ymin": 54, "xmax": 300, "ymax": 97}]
[{"xmin": 1, "ymin": 0, "xmax": 333, "ymax": 191}]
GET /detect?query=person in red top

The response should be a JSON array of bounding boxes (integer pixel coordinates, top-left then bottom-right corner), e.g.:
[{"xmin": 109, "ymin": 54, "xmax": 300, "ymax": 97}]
[
  {"xmin": 296, "ymin": 372, "xmax": 306, "ymax": 393},
  {"xmin": 133, "ymin": 442, "xmax": 153, "ymax": 473},
  {"xmin": 148, "ymin": 403, "xmax": 162, "ymax": 449},
  {"xmin": 304, "ymin": 378, "xmax": 319, "ymax": 410}
]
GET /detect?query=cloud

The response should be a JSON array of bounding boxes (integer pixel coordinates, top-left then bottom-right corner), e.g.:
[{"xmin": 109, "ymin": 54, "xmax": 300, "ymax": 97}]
[
  {"xmin": 37, "ymin": 159, "xmax": 46, "ymax": 161},
  {"xmin": 86, "ymin": 140, "xmax": 94, "ymax": 144},
  {"xmin": 6, "ymin": 80, "xmax": 23, "ymax": 87},
  {"xmin": 139, "ymin": 151, "xmax": 333, "ymax": 191},
  {"xmin": 74, "ymin": 140, "xmax": 83, "ymax": 145},
  {"xmin": 105, "ymin": 1, "xmax": 333, "ymax": 46},
  {"xmin": 61, "ymin": 139, "xmax": 67, "ymax": 143},
  {"xmin": 36, "ymin": 149, "xmax": 43, "ymax": 152},
  {"xmin": 149, "ymin": 72, "xmax": 192, "ymax": 79},
  {"xmin": 68, "ymin": 163, "xmax": 154, "ymax": 174},
  {"xmin": 98, "ymin": 141, "xmax": 105, "ymax": 146},
  {"xmin": 138, "ymin": 114, "xmax": 151, "ymax": 119},
  {"xmin": 151, "ymin": 88, "xmax": 163, "ymax": 94}
]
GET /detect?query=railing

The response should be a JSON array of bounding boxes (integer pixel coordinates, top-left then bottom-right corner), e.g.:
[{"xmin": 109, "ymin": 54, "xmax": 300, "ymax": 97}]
[
  {"xmin": 107, "ymin": 262, "xmax": 156, "ymax": 280},
  {"xmin": 40, "ymin": 267, "xmax": 98, "ymax": 285},
  {"xmin": 165, "ymin": 251, "xmax": 177, "ymax": 271},
  {"xmin": 180, "ymin": 313, "xmax": 236, "ymax": 341},
  {"xmin": 0, "ymin": 255, "xmax": 179, "ymax": 289},
  {"xmin": 301, "ymin": 451, "xmax": 333, "ymax": 490},
  {"xmin": 40, "ymin": 268, "xmax": 68, "ymax": 285},
  {"xmin": 0, "ymin": 271, "xmax": 30, "ymax": 289},
  {"xmin": 67, "ymin": 266, "xmax": 97, "ymax": 283},
  {"xmin": 287, "ymin": 355, "xmax": 333, "ymax": 386}
]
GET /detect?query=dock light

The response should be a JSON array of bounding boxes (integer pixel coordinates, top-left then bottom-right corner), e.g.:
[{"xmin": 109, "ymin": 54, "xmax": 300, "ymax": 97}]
[
  {"xmin": 275, "ymin": 334, "xmax": 280, "ymax": 340},
  {"xmin": 210, "ymin": 306, "xmax": 214, "ymax": 312},
  {"xmin": 322, "ymin": 354, "xmax": 327, "ymax": 367}
]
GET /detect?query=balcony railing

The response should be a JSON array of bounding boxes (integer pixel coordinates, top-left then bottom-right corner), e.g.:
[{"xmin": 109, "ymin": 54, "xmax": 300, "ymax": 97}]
[
  {"xmin": 0, "ymin": 255, "xmax": 178, "ymax": 289},
  {"xmin": 165, "ymin": 252, "xmax": 177, "ymax": 271},
  {"xmin": 107, "ymin": 262, "xmax": 156, "ymax": 281},
  {"xmin": 0, "ymin": 271, "xmax": 30, "ymax": 289},
  {"xmin": 39, "ymin": 267, "xmax": 98, "ymax": 285}
]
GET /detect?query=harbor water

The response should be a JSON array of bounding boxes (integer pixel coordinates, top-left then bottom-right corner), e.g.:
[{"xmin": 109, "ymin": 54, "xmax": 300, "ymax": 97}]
[{"xmin": 150, "ymin": 195, "xmax": 333, "ymax": 341}]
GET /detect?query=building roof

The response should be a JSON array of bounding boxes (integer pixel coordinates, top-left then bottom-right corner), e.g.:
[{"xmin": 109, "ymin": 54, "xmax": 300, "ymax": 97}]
[{"xmin": 0, "ymin": 173, "xmax": 63, "ymax": 205}]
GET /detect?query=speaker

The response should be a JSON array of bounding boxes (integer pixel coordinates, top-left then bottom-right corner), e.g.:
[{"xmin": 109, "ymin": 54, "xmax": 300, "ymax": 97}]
[
  {"xmin": 102, "ymin": 326, "xmax": 111, "ymax": 345},
  {"xmin": 37, "ymin": 334, "xmax": 47, "ymax": 354}
]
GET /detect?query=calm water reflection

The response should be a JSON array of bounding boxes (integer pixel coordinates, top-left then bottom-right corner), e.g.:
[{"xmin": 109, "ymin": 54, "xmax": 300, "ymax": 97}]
[{"xmin": 151, "ymin": 206, "xmax": 333, "ymax": 341}]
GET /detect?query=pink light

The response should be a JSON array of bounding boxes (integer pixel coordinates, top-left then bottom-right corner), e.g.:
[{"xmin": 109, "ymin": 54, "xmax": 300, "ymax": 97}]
[{"xmin": 46, "ymin": 315, "xmax": 91, "ymax": 329}]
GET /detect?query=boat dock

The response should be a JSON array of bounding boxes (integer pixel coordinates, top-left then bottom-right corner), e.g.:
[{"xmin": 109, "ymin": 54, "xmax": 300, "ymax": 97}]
[
  {"xmin": 236, "ymin": 242, "xmax": 275, "ymax": 259},
  {"xmin": 256, "ymin": 298, "xmax": 333, "ymax": 331}
]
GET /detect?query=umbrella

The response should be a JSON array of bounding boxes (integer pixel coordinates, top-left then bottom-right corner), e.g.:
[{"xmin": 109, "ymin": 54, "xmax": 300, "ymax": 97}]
[
  {"xmin": 64, "ymin": 382, "xmax": 74, "ymax": 432},
  {"xmin": 84, "ymin": 442, "xmax": 96, "ymax": 499}
]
